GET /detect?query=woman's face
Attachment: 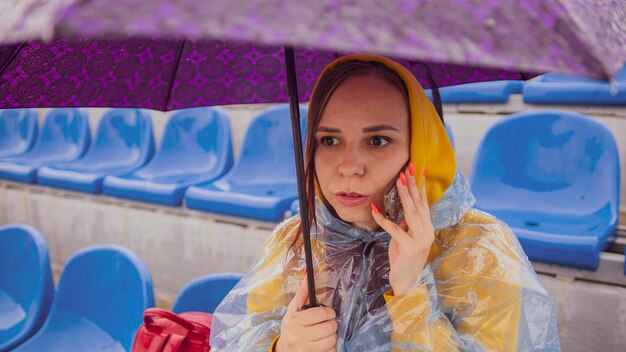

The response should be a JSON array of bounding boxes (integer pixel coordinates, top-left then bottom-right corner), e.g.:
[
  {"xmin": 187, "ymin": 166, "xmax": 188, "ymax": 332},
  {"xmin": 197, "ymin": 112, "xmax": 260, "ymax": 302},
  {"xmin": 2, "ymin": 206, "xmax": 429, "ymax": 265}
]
[{"xmin": 314, "ymin": 74, "xmax": 410, "ymax": 229}]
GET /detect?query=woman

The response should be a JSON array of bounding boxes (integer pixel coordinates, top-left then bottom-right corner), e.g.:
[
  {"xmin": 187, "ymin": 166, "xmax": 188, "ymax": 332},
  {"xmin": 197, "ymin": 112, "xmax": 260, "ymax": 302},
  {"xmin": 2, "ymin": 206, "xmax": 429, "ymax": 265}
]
[{"xmin": 210, "ymin": 54, "xmax": 560, "ymax": 351}]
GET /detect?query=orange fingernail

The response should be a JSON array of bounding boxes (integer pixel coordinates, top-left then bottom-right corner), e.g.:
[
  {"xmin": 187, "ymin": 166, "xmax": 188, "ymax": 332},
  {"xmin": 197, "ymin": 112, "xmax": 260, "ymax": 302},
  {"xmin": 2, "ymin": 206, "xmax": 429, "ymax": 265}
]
[
  {"xmin": 407, "ymin": 162, "xmax": 415, "ymax": 176},
  {"xmin": 302, "ymin": 268, "xmax": 307, "ymax": 277},
  {"xmin": 399, "ymin": 172, "xmax": 407, "ymax": 186},
  {"xmin": 423, "ymin": 168, "xmax": 427, "ymax": 177},
  {"xmin": 370, "ymin": 201, "xmax": 381, "ymax": 213}
]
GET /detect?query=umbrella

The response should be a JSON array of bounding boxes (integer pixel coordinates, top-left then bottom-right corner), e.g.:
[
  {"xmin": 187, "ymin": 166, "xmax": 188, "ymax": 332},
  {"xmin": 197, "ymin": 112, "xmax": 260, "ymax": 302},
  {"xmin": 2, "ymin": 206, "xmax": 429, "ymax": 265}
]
[{"xmin": 2, "ymin": 0, "xmax": 625, "ymax": 307}]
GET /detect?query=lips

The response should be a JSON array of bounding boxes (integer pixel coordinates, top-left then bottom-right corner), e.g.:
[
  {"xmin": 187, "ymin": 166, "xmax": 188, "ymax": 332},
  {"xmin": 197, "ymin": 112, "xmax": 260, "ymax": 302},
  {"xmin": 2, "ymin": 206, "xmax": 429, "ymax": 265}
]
[{"xmin": 334, "ymin": 192, "xmax": 369, "ymax": 207}]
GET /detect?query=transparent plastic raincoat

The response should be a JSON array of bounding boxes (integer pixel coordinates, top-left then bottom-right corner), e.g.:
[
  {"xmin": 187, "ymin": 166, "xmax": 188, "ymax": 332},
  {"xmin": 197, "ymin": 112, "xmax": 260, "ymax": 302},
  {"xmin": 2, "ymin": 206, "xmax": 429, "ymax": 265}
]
[{"xmin": 210, "ymin": 55, "xmax": 560, "ymax": 351}]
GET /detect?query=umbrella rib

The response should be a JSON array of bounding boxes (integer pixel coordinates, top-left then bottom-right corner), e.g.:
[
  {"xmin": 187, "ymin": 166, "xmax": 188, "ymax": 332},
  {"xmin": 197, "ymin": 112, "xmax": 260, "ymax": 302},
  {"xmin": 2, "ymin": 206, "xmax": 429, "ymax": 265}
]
[
  {"xmin": 0, "ymin": 42, "xmax": 25, "ymax": 76},
  {"xmin": 421, "ymin": 62, "xmax": 444, "ymax": 123},
  {"xmin": 431, "ymin": 86, "xmax": 444, "ymax": 123},
  {"xmin": 163, "ymin": 40, "xmax": 186, "ymax": 111}
]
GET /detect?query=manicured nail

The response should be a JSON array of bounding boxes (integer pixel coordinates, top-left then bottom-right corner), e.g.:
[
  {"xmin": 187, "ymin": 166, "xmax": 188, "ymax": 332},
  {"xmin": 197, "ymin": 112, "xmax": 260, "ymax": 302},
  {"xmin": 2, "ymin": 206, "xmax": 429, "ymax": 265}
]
[
  {"xmin": 302, "ymin": 268, "xmax": 307, "ymax": 278},
  {"xmin": 370, "ymin": 201, "xmax": 381, "ymax": 213},
  {"xmin": 423, "ymin": 168, "xmax": 427, "ymax": 177},
  {"xmin": 407, "ymin": 162, "xmax": 415, "ymax": 177},
  {"xmin": 399, "ymin": 172, "xmax": 407, "ymax": 186}
]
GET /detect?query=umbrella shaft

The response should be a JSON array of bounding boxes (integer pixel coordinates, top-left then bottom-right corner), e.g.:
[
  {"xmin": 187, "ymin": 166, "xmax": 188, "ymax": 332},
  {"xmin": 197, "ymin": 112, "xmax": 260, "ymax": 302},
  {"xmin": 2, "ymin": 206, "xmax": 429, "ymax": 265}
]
[{"xmin": 284, "ymin": 46, "xmax": 318, "ymax": 308}]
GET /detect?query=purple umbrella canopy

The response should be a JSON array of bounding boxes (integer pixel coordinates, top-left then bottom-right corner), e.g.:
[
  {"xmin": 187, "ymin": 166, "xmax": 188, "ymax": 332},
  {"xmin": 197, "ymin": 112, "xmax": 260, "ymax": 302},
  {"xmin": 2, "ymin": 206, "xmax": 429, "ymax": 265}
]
[
  {"xmin": 0, "ymin": 37, "xmax": 535, "ymax": 110},
  {"xmin": 2, "ymin": 0, "xmax": 625, "ymax": 80}
]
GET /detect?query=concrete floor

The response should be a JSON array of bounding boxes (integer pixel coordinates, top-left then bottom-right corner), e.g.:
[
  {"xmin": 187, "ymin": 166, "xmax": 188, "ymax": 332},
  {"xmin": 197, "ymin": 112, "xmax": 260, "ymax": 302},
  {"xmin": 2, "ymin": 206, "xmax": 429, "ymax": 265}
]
[{"xmin": 538, "ymin": 274, "xmax": 626, "ymax": 352}]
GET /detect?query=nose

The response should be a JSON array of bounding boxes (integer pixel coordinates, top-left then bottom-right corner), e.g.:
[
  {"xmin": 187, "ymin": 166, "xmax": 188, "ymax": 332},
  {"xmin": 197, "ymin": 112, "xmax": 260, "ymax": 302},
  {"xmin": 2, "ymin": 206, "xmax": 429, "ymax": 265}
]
[{"xmin": 337, "ymin": 146, "xmax": 365, "ymax": 177}]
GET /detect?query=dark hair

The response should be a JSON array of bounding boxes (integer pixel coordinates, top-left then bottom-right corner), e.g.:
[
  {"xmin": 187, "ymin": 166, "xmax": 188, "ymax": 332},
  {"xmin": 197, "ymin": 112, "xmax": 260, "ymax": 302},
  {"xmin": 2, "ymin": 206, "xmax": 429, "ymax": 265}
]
[{"xmin": 301, "ymin": 60, "xmax": 410, "ymax": 230}]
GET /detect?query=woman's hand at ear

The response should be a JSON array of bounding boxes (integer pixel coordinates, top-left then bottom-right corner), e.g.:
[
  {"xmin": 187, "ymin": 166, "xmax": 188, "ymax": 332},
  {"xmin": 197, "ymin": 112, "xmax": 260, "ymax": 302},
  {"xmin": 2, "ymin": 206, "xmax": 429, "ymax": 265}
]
[
  {"xmin": 371, "ymin": 162, "xmax": 434, "ymax": 297},
  {"xmin": 275, "ymin": 273, "xmax": 338, "ymax": 352}
]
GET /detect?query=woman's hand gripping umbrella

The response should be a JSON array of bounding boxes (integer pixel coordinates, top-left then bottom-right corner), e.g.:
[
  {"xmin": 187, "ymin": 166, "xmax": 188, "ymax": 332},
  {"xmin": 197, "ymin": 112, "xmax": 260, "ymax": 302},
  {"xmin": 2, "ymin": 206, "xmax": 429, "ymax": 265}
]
[{"xmin": 276, "ymin": 272, "xmax": 338, "ymax": 352}]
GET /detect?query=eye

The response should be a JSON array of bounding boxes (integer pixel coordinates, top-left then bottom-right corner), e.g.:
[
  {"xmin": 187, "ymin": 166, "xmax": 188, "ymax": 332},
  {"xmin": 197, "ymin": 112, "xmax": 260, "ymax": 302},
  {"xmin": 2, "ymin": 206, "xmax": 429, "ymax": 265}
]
[
  {"xmin": 319, "ymin": 136, "xmax": 339, "ymax": 146},
  {"xmin": 369, "ymin": 136, "xmax": 391, "ymax": 147}
]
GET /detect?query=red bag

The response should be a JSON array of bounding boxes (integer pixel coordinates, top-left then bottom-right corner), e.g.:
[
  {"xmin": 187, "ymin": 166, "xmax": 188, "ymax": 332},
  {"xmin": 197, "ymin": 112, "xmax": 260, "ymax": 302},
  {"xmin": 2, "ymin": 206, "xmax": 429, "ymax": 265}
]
[{"xmin": 132, "ymin": 308, "xmax": 212, "ymax": 352}]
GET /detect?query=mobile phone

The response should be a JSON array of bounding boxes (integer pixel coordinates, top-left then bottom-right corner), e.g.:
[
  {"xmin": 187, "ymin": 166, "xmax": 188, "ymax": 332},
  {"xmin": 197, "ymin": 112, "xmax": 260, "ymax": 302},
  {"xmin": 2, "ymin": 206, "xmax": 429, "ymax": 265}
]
[{"xmin": 382, "ymin": 163, "xmax": 408, "ymax": 224}]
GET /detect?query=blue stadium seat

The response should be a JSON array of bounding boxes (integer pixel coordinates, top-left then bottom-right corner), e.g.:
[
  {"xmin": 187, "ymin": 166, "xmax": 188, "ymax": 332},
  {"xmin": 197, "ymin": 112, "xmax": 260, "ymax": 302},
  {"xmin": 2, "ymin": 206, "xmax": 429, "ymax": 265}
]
[
  {"xmin": 0, "ymin": 109, "xmax": 90, "ymax": 183},
  {"xmin": 102, "ymin": 107, "xmax": 233, "ymax": 206},
  {"xmin": 37, "ymin": 109, "xmax": 155, "ymax": 194},
  {"xmin": 0, "ymin": 109, "xmax": 38, "ymax": 158},
  {"xmin": 425, "ymin": 80, "xmax": 523, "ymax": 103},
  {"xmin": 14, "ymin": 245, "xmax": 154, "ymax": 352},
  {"xmin": 185, "ymin": 105, "xmax": 307, "ymax": 222},
  {"xmin": 289, "ymin": 199, "xmax": 300, "ymax": 217},
  {"xmin": 470, "ymin": 110, "xmax": 620, "ymax": 270},
  {"xmin": 172, "ymin": 273, "xmax": 243, "ymax": 314},
  {"xmin": 523, "ymin": 67, "xmax": 626, "ymax": 105},
  {"xmin": 0, "ymin": 224, "xmax": 54, "ymax": 352}
]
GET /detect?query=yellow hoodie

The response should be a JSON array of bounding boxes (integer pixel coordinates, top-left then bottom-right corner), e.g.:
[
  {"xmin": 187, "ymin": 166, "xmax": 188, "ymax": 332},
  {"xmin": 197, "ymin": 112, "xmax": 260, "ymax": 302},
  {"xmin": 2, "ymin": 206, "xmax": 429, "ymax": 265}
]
[{"xmin": 209, "ymin": 55, "xmax": 560, "ymax": 352}]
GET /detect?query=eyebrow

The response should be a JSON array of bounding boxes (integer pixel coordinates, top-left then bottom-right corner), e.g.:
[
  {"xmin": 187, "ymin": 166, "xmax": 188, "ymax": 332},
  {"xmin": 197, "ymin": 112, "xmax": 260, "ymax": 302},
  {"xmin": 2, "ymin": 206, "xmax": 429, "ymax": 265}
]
[
  {"xmin": 362, "ymin": 124, "xmax": 400, "ymax": 133},
  {"xmin": 316, "ymin": 124, "xmax": 400, "ymax": 133}
]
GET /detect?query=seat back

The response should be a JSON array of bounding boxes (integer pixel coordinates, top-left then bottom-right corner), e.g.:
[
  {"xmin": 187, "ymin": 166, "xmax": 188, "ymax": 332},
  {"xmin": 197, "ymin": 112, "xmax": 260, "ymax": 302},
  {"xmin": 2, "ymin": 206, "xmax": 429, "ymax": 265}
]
[
  {"xmin": 172, "ymin": 273, "xmax": 243, "ymax": 314},
  {"xmin": 435, "ymin": 80, "xmax": 523, "ymax": 103},
  {"xmin": 47, "ymin": 245, "xmax": 154, "ymax": 351},
  {"xmin": 24, "ymin": 108, "xmax": 90, "ymax": 161},
  {"xmin": 535, "ymin": 73, "xmax": 602, "ymax": 84},
  {"xmin": 290, "ymin": 199, "xmax": 300, "ymax": 216},
  {"xmin": 536, "ymin": 66, "xmax": 626, "ymax": 84},
  {"xmin": 524, "ymin": 66, "xmax": 626, "ymax": 106},
  {"xmin": 0, "ymin": 109, "xmax": 38, "ymax": 158},
  {"xmin": 471, "ymin": 110, "xmax": 619, "ymax": 230},
  {"xmin": 77, "ymin": 109, "xmax": 154, "ymax": 168},
  {"xmin": 0, "ymin": 224, "xmax": 54, "ymax": 351},
  {"xmin": 136, "ymin": 107, "xmax": 232, "ymax": 179},
  {"xmin": 229, "ymin": 105, "xmax": 306, "ymax": 184}
]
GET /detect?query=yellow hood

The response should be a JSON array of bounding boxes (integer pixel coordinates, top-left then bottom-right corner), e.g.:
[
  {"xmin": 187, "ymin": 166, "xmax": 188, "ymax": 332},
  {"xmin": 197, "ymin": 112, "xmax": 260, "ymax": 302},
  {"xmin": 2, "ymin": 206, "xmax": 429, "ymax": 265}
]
[{"xmin": 310, "ymin": 54, "xmax": 456, "ymax": 205}]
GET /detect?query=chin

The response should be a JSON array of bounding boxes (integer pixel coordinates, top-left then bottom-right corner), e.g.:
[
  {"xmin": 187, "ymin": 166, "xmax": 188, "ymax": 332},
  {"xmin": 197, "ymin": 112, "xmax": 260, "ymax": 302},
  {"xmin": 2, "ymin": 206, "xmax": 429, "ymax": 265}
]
[{"xmin": 335, "ymin": 208, "xmax": 374, "ymax": 227}]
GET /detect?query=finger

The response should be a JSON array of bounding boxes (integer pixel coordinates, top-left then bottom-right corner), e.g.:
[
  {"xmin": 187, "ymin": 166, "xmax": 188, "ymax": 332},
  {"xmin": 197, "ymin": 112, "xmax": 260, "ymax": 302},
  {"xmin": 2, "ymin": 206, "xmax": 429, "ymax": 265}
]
[
  {"xmin": 295, "ymin": 307, "xmax": 337, "ymax": 326},
  {"xmin": 313, "ymin": 334, "xmax": 338, "ymax": 351},
  {"xmin": 405, "ymin": 161, "xmax": 422, "ymax": 206},
  {"xmin": 396, "ymin": 171, "xmax": 424, "ymax": 232},
  {"xmin": 371, "ymin": 202, "xmax": 412, "ymax": 247},
  {"xmin": 419, "ymin": 169, "xmax": 430, "ymax": 212},
  {"xmin": 287, "ymin": 273, "xmax": 309, "ymax": 313},
  {"xmin": 407, "ymin": 166, "xmax": 429, "ymax": 219},
  {"xmin": 303, "ymin": 319, "xmax": 338, "ymax": 341},
  {"xmin": 396, "ymin": 171, "xmax": 417, "ymax": 214}
]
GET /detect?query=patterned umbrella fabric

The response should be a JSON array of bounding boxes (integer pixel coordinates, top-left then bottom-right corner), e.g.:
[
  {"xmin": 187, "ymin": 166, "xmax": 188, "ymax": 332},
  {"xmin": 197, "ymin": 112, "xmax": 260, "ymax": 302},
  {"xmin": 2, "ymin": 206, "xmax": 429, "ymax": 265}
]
[{"xmin": 0, "ymin": 37, "xmax": 534, "ymax": 110}]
